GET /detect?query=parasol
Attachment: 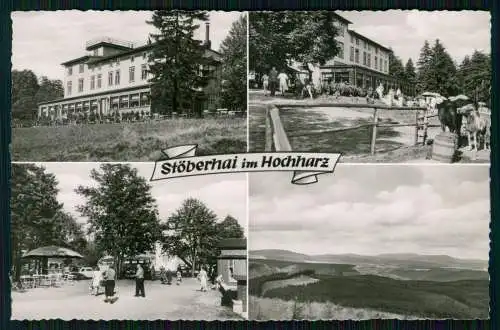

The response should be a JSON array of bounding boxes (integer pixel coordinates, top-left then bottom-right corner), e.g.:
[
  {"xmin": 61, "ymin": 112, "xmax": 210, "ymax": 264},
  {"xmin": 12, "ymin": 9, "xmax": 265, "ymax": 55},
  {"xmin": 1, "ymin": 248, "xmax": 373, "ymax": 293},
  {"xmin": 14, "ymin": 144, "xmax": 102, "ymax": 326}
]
[
  {"xmin": 22, "ymin": 245, "xmax": 84, "ymax": 259},
  {"xmin": 421, "ymin": 92, "xmax": 441, "ymax": 97},
  {"xmin": 449, "ymin": 94, "xmax": 469, "ymax": 102}
]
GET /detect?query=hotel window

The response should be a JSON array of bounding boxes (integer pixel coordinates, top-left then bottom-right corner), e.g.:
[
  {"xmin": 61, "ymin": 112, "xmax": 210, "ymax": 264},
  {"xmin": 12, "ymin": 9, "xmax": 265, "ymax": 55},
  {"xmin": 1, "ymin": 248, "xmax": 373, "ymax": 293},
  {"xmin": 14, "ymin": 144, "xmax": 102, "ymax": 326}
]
[
  {"xmin": 115, "ymin": 70, "xmax": 120, "ymax": 85},
  {"xmin": 67, "ymin": 67, "xmax": 73, "ymax": 76},
  {"xmin": 337, "ymin": 42, "xmax": 344, "ymax": 59},
  {"xmin": 109, "ymin": 62, "xmax": 113, "ymax": 68},
  {"xmin": 78, "ymin": 78, "xmax": 84, "ymax": 92},
  {"xmin": 116, "ymin": 58, "xmax": 120, "ymax": 65},
  {"xmin": 355, "ymin": 49, "xmax": 359, "ymax": 63},
  {"xmin": 67, "ymin": 81, "xmax": 72, "ymax": 95},
  {"xmin": 380, "ymin": 58, "xmax": 383, "ymax": 70},
  {"xmin": 338, "ymin": 24, "xmax": 344, "ymax": 37},
  {"xmin": 367, "ymin": 54, "xmax": 371, "ymax": 67},
  {"xmin": 108, "ymin": 72, "xmax": 113, "ymax": 86},
  {"xmin": 90, "ymin": 75, "xmax": 95, "ymax": 90},
  {"xmin": 143, "ymin": 52, "xmax": 147, "ymax": 60},
  {"xmin": 384, "ymin": 60, "xmax": 388, "ymax": 72},
  {"xmin": 363, "ymin": 52, "xmax": 367, "ymax": 66},
  {"xmin": 350, "ymin": 35, "xmax": 354, "ymax": 43},
  {"xmin": 375, "ymin": 48, "xmax": 379, "ymax": 54},
  {"xmin": 98, "ymin": 64, "xmax": 102, "ymax": 71},
  {"xmin": 130, "ymin": 55, "xmax": 135, "ymax": 63},
  {"xmin": 97, "ymin": 74, "xmax": 102, "ymax": 88},
  {"xmin": 93, "ymin": 49, "xmax": 98, "ymax": 56},
  {"xmin": 141, "ymin": 64, "xmax": 147, "ymax": 80},
  {"xmin": 356, "ymin": 38, "xmax": 359, "ymax": 46},
  {"xmin": 79, "ymin": 64, "xmax": 84, "ymax": 73},
  {"xmin": 375, "ymin": 56, "xmax": 378, "ymax": 69},
  {"xmin": 129, "ymin": 66, "xmax": 135, "ymax": 82},
  {"xmin": 350, "ymin": 46, "xmax": 354, "ymax": 61}
]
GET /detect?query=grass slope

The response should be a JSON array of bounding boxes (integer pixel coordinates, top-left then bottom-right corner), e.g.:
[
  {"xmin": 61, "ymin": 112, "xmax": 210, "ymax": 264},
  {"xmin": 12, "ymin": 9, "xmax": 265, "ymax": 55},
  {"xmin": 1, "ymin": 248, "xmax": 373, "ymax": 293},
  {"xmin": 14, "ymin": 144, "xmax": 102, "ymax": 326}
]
[{"xmin": 12, "ymin": 118, "xmax": 246, "ymax": 161}]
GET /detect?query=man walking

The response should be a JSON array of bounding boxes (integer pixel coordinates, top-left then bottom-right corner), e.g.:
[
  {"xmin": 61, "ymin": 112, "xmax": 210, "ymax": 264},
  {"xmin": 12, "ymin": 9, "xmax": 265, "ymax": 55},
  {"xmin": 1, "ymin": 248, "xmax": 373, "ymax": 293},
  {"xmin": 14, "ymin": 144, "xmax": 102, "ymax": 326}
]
[
  {"xmin": 134, "ymin": 264, "xmax": 145, "ymax": 297},
  {"xmin": 103, "ymin": 265, "xmax": 116, "ymax": 303}
]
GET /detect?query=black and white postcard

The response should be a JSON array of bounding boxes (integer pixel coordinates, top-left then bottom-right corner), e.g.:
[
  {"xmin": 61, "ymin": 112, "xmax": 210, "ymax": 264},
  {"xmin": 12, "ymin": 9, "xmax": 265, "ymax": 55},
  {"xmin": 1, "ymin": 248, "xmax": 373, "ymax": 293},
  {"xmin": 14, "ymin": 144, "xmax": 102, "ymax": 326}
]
[
  {"xmin": 11, "ymin": 10, "xmax": 247, "ymax": 161},
  {"xmin": 10, "ymin": 162, "xmax": 247, "ymax": 320},
  {"xmin": 248, "ymin": 10, "xmax": 491, "ymax": 164},
  {"xmin": 249, "ymin": 165, "xmax": 490, "ymax": 320}
]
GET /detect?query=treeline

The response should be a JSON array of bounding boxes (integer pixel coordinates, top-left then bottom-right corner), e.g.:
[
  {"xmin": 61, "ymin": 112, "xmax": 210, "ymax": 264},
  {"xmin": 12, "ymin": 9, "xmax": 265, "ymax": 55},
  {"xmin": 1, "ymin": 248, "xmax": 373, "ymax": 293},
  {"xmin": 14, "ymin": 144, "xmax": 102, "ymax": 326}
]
[
  {"xmin": 12, "ymin": 70, "xmax": 64, "ymax": 123},
  {"xmin": 389, "ymin": 39, "xmax": 491, "ymax": 103},
  {"xmin": 12, "ymin": 163, "xmax": 244, "ymax": 281}
]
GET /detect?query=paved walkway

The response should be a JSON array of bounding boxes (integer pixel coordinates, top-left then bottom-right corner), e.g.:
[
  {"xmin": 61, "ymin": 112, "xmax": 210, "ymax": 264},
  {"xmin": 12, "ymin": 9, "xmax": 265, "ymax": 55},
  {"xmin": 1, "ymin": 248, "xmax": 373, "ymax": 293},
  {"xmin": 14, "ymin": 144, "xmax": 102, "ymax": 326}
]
[{"xmin": 11, "ymin": 278, "xmax": 242, "ymax": 320}]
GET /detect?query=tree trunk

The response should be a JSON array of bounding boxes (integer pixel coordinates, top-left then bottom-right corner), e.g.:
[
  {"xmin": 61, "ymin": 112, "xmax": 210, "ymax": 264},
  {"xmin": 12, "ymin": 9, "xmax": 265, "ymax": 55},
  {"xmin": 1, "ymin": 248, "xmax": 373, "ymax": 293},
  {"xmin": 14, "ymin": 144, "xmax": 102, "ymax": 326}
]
[{"xmin": 191, "ymin": 248, "xmax": 197, "ymax": 277}]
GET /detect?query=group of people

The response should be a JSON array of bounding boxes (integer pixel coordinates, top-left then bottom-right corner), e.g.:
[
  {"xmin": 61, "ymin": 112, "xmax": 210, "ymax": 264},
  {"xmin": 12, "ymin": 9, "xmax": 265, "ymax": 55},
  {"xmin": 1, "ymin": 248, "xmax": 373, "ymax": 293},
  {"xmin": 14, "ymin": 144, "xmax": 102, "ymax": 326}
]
[
  {"xmin": 89, "ymin": 264, "xmax": 212, "ymax": 302},
  {"xmin": 90, "ymin": 263, "xmax": 147, "ymax": 303},
  {"xmin": 261, "ymin": 67, "xmax": 295, "ymax": 97}
]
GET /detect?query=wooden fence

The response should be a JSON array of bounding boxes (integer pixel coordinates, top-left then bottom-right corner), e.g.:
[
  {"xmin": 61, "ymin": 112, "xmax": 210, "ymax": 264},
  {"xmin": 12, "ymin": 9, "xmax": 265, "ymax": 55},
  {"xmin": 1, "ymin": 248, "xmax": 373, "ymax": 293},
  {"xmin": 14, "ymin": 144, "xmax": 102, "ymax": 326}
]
[{"xmin": 264, "ymin": 102, "xmax": 442, "ymax": 154}]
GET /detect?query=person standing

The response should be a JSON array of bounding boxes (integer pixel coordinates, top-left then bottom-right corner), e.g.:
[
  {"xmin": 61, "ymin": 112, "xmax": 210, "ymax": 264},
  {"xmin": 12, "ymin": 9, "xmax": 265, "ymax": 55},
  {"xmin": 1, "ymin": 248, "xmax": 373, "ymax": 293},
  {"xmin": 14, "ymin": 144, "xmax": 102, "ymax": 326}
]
[
  {"xmin": 103, "ymin": 265, "xmax": 116, "ymax": 303},
  {"xmin": 134, "ymin": 264, "xmax": 145, "ymax": 297},
  {"xmin": 198, "ymin": 267, "xmax": 208, "ymax": 292},
  {"xmin": 90, "ymin": 266, "xmax": 103, "ymax": 296},
  {"xmin": 269, "ymin": 67, "xmax": 279, "ymax": 97},
  {"xmin": 261, "ymin": 74, "xmax": 269, "ymax": 96},
  {"xmin": 278, "ymin": 71, "xmax": 289, "ymax": 96}
]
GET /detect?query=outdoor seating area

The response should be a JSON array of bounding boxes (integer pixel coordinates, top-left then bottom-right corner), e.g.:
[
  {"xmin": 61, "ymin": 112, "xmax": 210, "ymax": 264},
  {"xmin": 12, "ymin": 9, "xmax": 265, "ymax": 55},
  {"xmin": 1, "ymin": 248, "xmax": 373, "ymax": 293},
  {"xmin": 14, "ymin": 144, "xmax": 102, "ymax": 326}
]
[{"xmin": 19, "ymin": 273, "xmax": 76, "ymax": 289}]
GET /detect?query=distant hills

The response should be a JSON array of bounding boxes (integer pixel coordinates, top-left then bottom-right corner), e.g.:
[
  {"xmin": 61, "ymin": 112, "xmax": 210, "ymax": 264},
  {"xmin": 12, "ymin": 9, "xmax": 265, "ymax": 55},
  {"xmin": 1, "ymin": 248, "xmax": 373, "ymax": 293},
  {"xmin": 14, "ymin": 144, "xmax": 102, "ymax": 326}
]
[{"xmin": 250, "ymin": 249, "xmax": 488, "ymax": 271}]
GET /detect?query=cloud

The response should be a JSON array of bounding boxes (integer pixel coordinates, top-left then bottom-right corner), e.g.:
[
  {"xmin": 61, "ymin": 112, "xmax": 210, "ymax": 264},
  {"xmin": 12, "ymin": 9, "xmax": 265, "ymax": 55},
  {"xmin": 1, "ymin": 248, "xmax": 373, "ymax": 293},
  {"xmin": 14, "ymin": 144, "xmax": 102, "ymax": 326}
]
[
  {"xmin": 250, "ymin": 165, "xmax": 490, "ymax": 260},
  {"xmin": 34, "ymin": 163, "xmax": 247, "ymax": 236},
  {"xmin": 338, "ymin": 10, "xmax": 490, "ymax": 65},
  {"xmin": 12, "ymin": 10, "xmax": 243, "ymax": 80}
]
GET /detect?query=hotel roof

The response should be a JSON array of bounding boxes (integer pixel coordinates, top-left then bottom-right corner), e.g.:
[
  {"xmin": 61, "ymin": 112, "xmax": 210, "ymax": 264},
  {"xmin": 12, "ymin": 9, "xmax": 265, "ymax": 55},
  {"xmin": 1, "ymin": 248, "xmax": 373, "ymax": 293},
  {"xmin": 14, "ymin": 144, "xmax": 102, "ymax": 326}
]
[{"xmin": 348, "ymin": 29, "xmax": 393, "ymax": 53}]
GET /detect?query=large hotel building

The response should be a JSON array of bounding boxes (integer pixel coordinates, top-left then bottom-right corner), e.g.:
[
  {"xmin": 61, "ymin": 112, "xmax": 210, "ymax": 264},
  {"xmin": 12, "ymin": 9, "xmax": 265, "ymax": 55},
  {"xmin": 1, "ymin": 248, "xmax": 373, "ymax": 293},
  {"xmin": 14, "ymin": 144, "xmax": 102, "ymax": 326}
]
[
  {"xmin": 38, "ymin": 23, "xmax": 221, "ymax": 120},
  {"xmin": 305, "ymin": 13, "xmax": 412, "ymax": 95}
]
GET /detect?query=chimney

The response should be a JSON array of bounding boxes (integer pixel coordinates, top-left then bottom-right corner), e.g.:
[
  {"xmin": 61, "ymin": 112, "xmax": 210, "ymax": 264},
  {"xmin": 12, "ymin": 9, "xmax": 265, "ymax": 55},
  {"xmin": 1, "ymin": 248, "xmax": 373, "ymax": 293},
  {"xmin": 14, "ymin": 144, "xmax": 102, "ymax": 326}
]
[{"xmin": 205, "ymin": 22, "xmax": 211, "ymax": 49}]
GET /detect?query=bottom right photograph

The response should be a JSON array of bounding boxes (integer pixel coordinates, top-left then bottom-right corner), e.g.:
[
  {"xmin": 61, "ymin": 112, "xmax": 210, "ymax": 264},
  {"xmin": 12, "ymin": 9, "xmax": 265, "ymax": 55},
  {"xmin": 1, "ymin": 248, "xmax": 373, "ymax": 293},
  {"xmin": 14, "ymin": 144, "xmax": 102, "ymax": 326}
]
[{"xmin": 248, "ymin": 165, "xmax": 490, "ymax": 320}]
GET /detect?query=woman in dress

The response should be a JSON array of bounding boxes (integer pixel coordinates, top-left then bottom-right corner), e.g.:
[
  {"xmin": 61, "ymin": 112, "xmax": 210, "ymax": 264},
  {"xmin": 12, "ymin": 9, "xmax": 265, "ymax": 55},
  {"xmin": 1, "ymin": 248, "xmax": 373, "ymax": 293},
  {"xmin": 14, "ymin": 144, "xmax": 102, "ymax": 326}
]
[
  {"xmin": 90, "ymin": 266, "xmax": 102, "ymax": 295},
  {"xmin": 198, "ymin": 266, "xmax": 208, "ymax": 292},
  {"xmin": 262, "ymin": 74, "xmax": 269, "ymax": 96}
]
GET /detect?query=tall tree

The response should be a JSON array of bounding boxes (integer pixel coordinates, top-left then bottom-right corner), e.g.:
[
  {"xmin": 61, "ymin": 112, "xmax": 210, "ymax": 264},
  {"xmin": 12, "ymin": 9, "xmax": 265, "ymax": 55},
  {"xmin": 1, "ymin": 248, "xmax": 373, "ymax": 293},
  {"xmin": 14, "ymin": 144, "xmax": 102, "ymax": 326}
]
[
  {"xmin": 147, "ymin": 10, "xmax": 209, "ymax": 116},
  {"xmin": 11, "ymin": 164, "xmax": 63, "ymax": 280},
  {"xmin": 162, "ymin": 198, "xmax": 219, "ymax": 277},
  {"xmin": 388, "ymin": 50, "xmax": 406, "ymax": 82},
  {"xmin": 428, "ymin": 39, "xmax": 459, "ymax": 96},
  {"xmin": 219, "ymin": 13, "xmax": 247, "ymax": 111},
  {"xmin": 35, "ymin": 76, "xmax": 64, "ymax": 104},
  {"xmin": 250, "ymin": 11, "xmax": 340, "ymax": 79},
  {"xmin": 75, "ymin": 164, "xmax": 161, "ymax": 277},
  {"xmin": 405, "ymin": 58, "xmax": 417, "ymax": 86},
  {"xmin": 461, "ymin": 50, "xmax": 491, "ymax": 103},
  {"xmin": 216, "ymin": 215, "xmax": 244, "ymax": 239},
  {"xmin": 11, "ymin": 70, "xmax": 39, "ymax": 122},
  {"xmin": 416, "ymin": 40, "xmax": 433, "ymax": 93}
]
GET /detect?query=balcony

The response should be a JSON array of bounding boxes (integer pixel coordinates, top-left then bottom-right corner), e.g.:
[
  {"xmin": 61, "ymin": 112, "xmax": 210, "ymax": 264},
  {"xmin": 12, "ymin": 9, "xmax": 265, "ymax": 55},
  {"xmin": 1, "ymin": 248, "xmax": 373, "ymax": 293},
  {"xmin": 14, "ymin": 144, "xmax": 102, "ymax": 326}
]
[{"xmin": 86, "ymin": 37, "xmax": 135, "ymax": 50}]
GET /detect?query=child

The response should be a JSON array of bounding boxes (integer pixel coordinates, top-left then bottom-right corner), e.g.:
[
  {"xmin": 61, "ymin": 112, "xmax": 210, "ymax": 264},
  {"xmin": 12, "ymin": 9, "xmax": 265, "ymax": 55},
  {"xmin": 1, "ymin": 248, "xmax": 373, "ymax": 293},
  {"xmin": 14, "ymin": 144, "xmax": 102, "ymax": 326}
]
[{"xmin": 176, "ymin": 270, "xmax": 182, "ymax": 285}]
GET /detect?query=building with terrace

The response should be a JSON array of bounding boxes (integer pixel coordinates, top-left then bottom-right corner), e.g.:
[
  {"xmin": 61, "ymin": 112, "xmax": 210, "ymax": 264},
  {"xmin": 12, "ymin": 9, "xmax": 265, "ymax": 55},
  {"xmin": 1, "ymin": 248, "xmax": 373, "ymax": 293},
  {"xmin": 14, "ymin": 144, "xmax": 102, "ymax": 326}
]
[
  {"xmin": 38, "ymin": 23, "xmax": 222, "ymax": 121},
  {"xmin": 293, "ymin": 12, "xmax": 413, "ymax": 95}
]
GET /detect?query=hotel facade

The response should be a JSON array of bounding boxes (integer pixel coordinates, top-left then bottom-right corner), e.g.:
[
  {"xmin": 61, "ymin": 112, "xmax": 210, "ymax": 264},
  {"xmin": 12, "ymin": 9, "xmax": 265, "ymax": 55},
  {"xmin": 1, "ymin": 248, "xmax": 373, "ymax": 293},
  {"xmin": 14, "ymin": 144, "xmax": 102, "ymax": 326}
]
[
  {"xmin": 298, "ymin": 13, "xmax": 413, "ymax": 95},
  {"xmin": 38, "ymin": 23, "xmax": 222, "ymax": 120}
]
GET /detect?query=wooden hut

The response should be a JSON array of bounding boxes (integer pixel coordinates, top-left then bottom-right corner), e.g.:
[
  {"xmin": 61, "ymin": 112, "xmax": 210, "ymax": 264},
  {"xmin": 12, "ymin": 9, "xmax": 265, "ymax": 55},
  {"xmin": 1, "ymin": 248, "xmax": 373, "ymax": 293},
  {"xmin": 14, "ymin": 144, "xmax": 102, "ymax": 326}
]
[{"xmin": 217, "ymin": 238, "xmax": 247, "ymax": 317}]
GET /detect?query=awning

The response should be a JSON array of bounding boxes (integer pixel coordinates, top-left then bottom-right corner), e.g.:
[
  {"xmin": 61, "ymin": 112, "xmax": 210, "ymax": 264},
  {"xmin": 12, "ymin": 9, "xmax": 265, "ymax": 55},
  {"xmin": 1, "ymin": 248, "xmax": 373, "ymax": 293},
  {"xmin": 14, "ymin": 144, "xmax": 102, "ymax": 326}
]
[{"xmin": 130, "ymin": 94, "xmax": 140, "ymax": 100}]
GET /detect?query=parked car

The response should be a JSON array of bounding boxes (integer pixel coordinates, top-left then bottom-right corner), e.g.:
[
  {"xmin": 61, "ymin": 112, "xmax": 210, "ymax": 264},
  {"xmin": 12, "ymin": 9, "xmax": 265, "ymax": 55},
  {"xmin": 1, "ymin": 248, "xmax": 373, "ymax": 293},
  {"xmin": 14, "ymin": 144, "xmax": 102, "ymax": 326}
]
[{"xmin": 78, "ymin": 267, "xmax": 94, "ymax": 279}]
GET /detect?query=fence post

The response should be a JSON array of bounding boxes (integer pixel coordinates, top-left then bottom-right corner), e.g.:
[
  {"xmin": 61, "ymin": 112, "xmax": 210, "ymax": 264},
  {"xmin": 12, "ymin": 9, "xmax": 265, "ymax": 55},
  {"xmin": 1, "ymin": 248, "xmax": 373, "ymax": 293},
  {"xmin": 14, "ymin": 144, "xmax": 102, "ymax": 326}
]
[
  {"xmin": 414, "ymin": 110, "xmax": 419, "ymax": 145},
  {"xmin": 370, "ymin": 108, "xmax": 378, "ymax": 155},
  {"xmin": 423, "ymin": 107, "xmax": 429, "ymax": 145},
  {"xmin": 264, "ymin": 106, "xmax": 273, "ymax": 151}
]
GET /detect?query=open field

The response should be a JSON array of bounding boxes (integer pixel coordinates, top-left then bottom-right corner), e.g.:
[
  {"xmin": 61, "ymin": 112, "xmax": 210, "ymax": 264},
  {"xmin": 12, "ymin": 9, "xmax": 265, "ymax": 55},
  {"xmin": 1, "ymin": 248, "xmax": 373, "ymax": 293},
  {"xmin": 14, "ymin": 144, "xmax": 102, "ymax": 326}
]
[
  {"xmin": 12, "ymin": 118, "xmax": 246, "ymax": 161},
  {"xmin": 11, "ymin": 277, "xmax": 242, "ymax": 320},
  {"xmin": 249, "ymin": 257, "xmax": 489, "ymax": 320},
  {"xmin": 248, "ymin": 91, "xmax": 489, "ymax": 163}
]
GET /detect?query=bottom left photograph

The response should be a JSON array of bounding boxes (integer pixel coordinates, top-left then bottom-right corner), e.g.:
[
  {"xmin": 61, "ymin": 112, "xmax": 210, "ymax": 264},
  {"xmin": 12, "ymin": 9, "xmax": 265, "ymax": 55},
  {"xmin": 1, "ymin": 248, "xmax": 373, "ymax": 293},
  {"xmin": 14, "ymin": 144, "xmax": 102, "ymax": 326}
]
[{"xmin": 10, "ymin": 162, "xmax": 248, "ymax": 321}]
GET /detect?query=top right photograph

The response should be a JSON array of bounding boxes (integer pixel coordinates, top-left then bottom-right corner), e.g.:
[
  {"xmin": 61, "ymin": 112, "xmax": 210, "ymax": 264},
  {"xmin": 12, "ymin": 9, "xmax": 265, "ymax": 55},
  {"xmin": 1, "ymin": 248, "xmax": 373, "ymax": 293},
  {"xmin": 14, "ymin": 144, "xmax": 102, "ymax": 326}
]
[{"xmin": 248, "ymin": 10, "xmax": 491, "ymax": 164}]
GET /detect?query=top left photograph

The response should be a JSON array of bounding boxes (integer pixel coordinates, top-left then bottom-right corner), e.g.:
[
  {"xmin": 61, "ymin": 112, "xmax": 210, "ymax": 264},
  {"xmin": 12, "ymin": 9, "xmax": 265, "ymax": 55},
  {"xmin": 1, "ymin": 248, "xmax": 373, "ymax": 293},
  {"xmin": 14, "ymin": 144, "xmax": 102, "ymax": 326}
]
[{"xmin": 11, "ymin": 10, "xmax": 248, "ymax": 162}]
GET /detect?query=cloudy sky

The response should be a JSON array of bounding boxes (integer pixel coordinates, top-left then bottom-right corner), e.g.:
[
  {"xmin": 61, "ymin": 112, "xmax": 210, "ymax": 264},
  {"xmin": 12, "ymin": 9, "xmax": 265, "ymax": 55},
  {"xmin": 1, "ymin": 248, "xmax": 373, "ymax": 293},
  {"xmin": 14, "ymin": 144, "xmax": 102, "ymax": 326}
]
[
  {"xmin": 32, "ymin": 162, "xmax": 247, "ymax": 236},
  {"xmin": 12, "ymin": 11, "xmax": 243, "ymax": 80},
  {"xmin": 250, "ymin": 165, "xmax": 490, "ymax": 260},
  {"xmin": 338, "ymin": 10, "xmax": 490, "ymax": 66}
]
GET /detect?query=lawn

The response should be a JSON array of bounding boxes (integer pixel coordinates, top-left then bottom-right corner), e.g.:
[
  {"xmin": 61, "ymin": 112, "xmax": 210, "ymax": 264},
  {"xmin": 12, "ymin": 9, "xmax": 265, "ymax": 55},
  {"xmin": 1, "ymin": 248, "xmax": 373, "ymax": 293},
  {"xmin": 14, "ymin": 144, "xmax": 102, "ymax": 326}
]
[{"xmin": 12, "ymin": 118, "xmax": 246, "ymax": 161}]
